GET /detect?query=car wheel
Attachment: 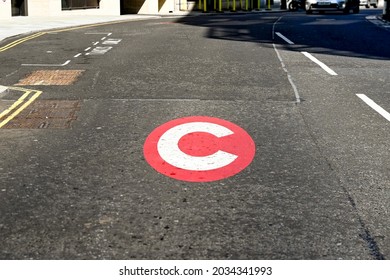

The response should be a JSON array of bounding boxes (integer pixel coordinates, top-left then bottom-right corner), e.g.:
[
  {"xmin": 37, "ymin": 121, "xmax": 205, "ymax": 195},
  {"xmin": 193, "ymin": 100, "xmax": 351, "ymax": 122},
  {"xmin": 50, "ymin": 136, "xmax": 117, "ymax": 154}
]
[
  {"xmin": 353, "ymin": 6, "xmax": 360, "ymax": 13},
  {"xmin": 343, "ymin": 8, "xmax": 350, "ymax": 14},
  {"xmin": 372, "ymin": 4, "xmax": 377, "ymax": 8}
]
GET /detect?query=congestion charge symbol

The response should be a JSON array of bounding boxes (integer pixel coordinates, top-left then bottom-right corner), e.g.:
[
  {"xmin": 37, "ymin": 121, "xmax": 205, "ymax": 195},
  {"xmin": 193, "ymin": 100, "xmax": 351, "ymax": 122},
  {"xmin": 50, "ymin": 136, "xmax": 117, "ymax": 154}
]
[{"xmin": 143, "ymin": 116, "xmax": 256, "ymax": 182}]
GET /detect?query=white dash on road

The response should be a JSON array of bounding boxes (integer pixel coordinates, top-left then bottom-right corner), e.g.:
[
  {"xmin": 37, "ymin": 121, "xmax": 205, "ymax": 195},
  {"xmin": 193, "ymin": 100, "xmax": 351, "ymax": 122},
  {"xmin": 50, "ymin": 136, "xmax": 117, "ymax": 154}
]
[
  {"xmin": 356, "ymin": 94, "xmax": 390, "ymax": 122},
  {"xmin": 301, "ymin": 51, "xmax": 338, "ymax": 76},
  {"xmin": 21, "ymin": 60, "xmax": 71, "ymax": 67},
  {"xmin": 74, "ymin": 53, "xmax": 82, "ymax": 58},
  {"xmin": 275, "ymin": 32, "xmax": 294, "ymax": 45},
  {"xmin": 84, "ymin": 47, "xmax": 91, "ymax": 51},
  {"xmin": 86, "ymin": 46, "xmax": 113, "ymax": 56},
  {"xmin": 102, "ymin": 39, "xmax": 122, "ymax": 45}
]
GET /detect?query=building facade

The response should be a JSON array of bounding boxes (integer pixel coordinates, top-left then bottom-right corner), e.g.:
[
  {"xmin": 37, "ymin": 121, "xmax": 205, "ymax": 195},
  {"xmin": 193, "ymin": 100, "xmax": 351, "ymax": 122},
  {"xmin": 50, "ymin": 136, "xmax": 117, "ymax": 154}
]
[{"xmin": 0, "ymin": 0, "xmax": 191, "ymax": 18}]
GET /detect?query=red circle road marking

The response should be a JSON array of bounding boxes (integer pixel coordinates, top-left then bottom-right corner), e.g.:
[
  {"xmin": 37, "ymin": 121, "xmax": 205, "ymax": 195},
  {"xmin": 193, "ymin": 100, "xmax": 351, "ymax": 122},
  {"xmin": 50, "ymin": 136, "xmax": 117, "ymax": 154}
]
[{"xmin": 143, "ymin": 116, "xmax": 256, "ymax": 182}]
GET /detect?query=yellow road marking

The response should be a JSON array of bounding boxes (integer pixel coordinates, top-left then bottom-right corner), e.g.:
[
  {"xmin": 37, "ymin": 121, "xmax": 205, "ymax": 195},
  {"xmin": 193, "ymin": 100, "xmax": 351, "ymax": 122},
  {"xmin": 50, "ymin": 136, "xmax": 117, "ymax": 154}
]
[
  {"xmin": 0, "ymin": 32, "xmax": 46, "ymax": 52},
  {"xmin": 0, "ymin": 87, "xmax": 42, "ymax": 128},
  {"xmin": 46, "ymin": 19, "xmax": 140, "ymax": 34},
  {"xmin": 0, "ymin": 18, "xmax": 146, "ymax": 52},
  {"xmin": 0, "ymin": 91, "xmax": 31, "ymax": 119}
]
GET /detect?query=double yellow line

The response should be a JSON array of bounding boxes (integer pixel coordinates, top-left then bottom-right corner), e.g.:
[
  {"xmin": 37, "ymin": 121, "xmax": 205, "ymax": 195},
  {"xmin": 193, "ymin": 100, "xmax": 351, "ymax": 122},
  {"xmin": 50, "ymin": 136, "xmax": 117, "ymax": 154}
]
[
  {"xmin": 0, "ymin": 32, "xmax": 46, "ymax": 53},
  {"xmin": 0, "ymin": 20, "xmax": 135, "ymax": 127},
  {"xmin": 0, "ymin": 87, "xmax": 42, "ymax": 128}
]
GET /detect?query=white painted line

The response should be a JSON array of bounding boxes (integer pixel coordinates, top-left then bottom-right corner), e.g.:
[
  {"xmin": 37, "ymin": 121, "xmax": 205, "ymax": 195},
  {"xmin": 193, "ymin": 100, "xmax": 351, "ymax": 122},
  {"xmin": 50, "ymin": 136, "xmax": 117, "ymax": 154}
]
[
  {"xmin": 275, "ymin": 32, "xmax": 294, "ymax": 45},
  {"xmin": 101, "ymin": 37, "xmax": 107, "ymax": 41},
  {"xmin": 301, "ymin": 52, "xmax": 338, "ymax": 76},
  {"xmin": 357, "ymin": 94, "xmax": 390, "ymax": 122},
  {"xmin": 102, "ymin": 39, "xmax": 122, "ymax": 45},
  {"xmin": 107, "ymin": 33, "xmax": 112, "ymax": 36},
  {"xmin": 21, "ymin": 60, "xmax": 71, "ymax": 67},
  {"xmin": 86, "ymin": 46, "xmax": 113, "ymax": 55},
  {"xmin": 84, "ymin": 47, "xmax": 91, "ymax": 51},
  {"xmin": 93, "ymin": 42, "xmax": 99, "ymax": 46},
  {"xmin": 74, "ymin": 53, "xmax": 82, "ymax": 58}
]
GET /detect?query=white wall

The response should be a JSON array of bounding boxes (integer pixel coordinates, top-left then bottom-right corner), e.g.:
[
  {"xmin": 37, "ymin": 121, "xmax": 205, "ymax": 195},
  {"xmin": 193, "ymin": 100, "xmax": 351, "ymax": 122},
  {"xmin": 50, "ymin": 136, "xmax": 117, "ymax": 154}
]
[
  {"xmin": 138, "ymin": 0, "xmax": 177, "ymax": 14},
  {"xmin": 0, "ymin": 0, "xmax": 12, "ymax": 19},
  {"xmin": 159, "ymin": 0, "xmax": 176, "ymax": 13},
  {"xmin": 61, "ymin": 0, "xmax": 120, "ymax": 16},
  {"xmin": 0, "ymin": 0, "xmax": 178, "ymax": 18},
  {"xmin": 100, "ymin": 0, "xmax": 121, "ymax": 15},
  {"xmin": 27, "ymin": 0, "xmax": 56, "ymax": 16},
  {"xmin": 27, "ymin": 0, "xmax": 120, "ymax": 17},
  {"xmin": 138, "ymin": 0, "xmax": 159, "ymax": 14}
]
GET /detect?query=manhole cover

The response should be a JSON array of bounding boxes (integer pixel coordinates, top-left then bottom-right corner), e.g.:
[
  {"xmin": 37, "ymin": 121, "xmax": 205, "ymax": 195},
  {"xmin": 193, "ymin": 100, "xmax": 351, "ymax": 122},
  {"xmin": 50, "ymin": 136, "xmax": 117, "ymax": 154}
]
[
  {"xmin": 2, "ymin": 100, "xmax": 81, "ymax": 129},
  {"xmin": 16, "ymin": 70, "xmax": 84, "ymax": 86}
]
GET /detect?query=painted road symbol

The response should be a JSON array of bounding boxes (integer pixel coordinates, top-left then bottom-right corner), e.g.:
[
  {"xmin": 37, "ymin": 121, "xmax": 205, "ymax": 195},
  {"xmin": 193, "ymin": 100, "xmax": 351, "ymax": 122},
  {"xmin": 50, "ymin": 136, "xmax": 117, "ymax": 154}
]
[
  {"xmin": 143, "ymin": 116, "xmax": 255, "ymax": 182},
  {"xmin": 86, "ymin": 46, "xmax": 113, "ymax": 55}
]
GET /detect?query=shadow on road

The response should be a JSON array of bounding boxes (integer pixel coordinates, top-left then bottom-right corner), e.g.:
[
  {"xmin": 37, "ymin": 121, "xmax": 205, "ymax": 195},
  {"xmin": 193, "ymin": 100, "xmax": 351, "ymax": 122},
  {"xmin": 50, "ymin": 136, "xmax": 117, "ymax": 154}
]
[{"xmin": 175, "ymin": 9, "xmax": 390, "ymax": 60}]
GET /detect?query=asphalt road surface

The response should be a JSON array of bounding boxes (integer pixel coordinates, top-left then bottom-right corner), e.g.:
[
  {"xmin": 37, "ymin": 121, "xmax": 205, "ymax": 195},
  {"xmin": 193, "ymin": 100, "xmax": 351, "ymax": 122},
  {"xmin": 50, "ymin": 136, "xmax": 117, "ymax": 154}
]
[{"xmin": 0, "ymin": 9, "xmax": 389, "ymax": 260}]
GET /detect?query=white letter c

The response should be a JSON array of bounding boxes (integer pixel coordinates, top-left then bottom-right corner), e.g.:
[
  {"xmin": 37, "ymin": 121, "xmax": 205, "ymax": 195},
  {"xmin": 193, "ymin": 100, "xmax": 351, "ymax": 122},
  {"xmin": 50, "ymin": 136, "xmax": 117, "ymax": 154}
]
[{"xmin": 157, "ymin": 122, "xmax": 238, "ymax": 171}]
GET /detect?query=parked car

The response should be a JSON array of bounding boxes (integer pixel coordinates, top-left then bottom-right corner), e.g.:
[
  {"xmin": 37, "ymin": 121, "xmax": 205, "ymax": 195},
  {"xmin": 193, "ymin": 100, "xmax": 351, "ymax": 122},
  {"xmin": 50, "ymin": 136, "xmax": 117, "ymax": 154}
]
[
  {"xmin": 305, "ymin": 0, "xmax": 360, "ymax": 14},
  {"xmin": 360, "ymin": 0, "xmax": 378, "ymax": 8}
]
